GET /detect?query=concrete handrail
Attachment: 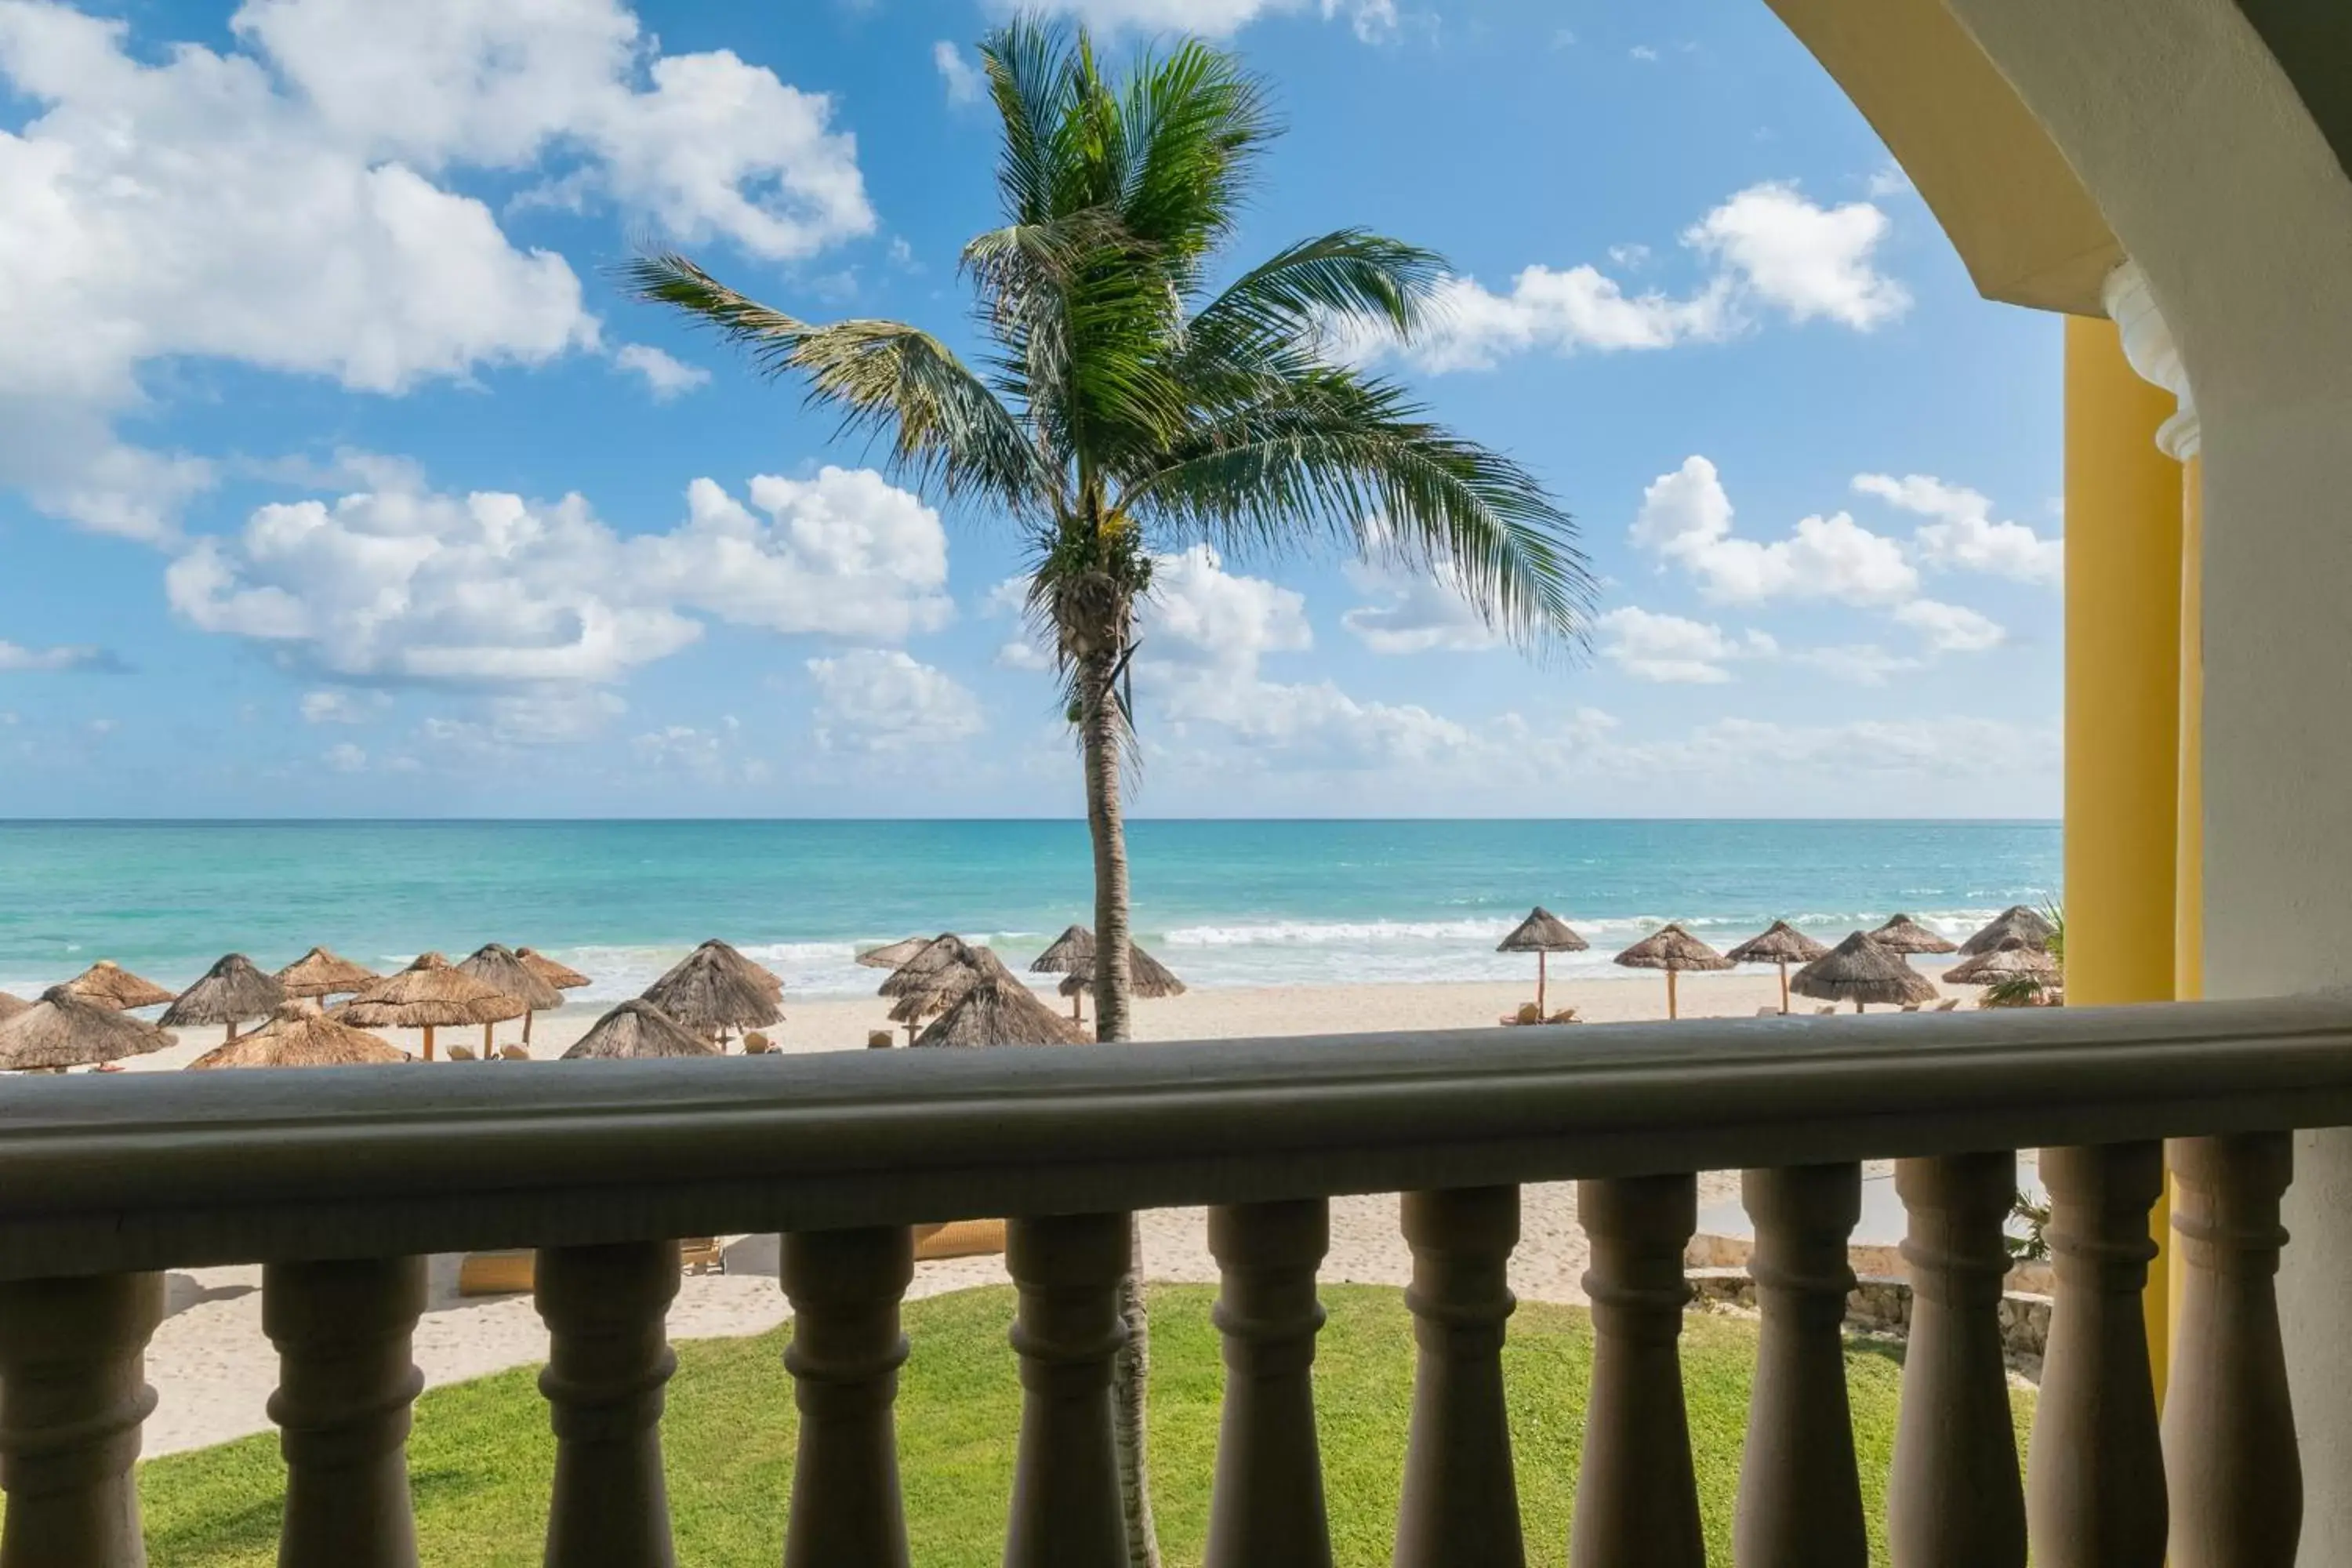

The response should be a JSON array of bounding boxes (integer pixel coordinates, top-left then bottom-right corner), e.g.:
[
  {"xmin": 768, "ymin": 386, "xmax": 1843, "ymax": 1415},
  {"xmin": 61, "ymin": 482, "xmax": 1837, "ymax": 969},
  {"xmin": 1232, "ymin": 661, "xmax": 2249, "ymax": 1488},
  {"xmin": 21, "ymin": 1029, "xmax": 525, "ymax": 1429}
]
[{"xmin": 2, "ymin": 995, "xmax": 2349, "ymax": 1279}]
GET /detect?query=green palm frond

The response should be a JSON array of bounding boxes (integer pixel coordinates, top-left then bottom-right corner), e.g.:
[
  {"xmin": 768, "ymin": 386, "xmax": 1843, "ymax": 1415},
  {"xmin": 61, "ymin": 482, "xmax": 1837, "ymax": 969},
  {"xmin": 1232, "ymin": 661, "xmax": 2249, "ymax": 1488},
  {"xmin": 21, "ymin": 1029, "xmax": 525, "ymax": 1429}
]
[
  {"xmin": 1186, "ymin": 230, "xmax": 1445, "ymax": 362},
  {"xmin": 619, "ymin": 252, "xmax": 1051, "ymax": 514},
  {"xmin": 1123, "ymin": 368, "xmax": 1593, "ymax": 652}
]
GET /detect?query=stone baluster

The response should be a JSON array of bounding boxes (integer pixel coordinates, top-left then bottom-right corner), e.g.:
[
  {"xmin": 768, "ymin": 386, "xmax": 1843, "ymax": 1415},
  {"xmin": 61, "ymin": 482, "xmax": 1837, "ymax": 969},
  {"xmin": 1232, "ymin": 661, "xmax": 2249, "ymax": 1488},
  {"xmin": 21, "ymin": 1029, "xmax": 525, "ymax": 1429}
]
[
  {"xmin": 780, "ymin": 1227, "xmax": 915, "ymax": 1568},
  {"xmin": 1204, "ymin": 1200, "xmax": 1332, "ymax": 1568},
  {"xmin": 535, "ymin": 1241, "xmax": 682, "ymax": 1568},
  {"xmin": 1571, "ymin": 1174, "xmax": 1704, "ymax": 1568},
  {"xmin": 1888, "ymin": 1152, "xmax": 2025, "ymax": 1568},
  {"xmin": 1394, "ymin": 1187, "xmax": 1525, "ymax": 1568},
  {"xmin": 265, "ymin": 1257, "xmax": 429, "ymax": 1568},
  {"xmin": 1004, "ymin": 1212, "xmax": 1132, "ymax": 1568},
  {"xmin": 0, "ymin": 1272, "xmax": 164, "ymax": 1568},
  {"xmin": 1735, "ymin": 1164, "xmax": 1865, "ymax": 1568},
  {"xmin": 2164, "ymin": 1133, "xmax": 2299, "ymax": 1568},
  {"xmin": 2027, "ymin": 1143, "xmax": 2167, "ymax": 1568}
]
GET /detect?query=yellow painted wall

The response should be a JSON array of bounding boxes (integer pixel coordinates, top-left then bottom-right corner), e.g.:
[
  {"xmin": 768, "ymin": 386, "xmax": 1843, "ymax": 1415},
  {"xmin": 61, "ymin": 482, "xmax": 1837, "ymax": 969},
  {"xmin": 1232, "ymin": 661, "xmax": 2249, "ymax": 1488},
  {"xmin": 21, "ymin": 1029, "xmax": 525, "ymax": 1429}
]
[{"xmin": 2063, "ymin": 316, "xmax": 2184, "ymax": 1395}]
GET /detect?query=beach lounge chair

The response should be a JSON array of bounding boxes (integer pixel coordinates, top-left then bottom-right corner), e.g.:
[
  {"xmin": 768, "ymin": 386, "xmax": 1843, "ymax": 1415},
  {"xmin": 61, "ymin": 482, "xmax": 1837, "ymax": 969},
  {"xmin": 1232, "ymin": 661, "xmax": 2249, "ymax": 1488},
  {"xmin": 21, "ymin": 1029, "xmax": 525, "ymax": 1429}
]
[
  {"xmin": 1756, "ymin": 1007, "xmax": 1782, "ymax": 1017},
  {"xmin": 1813, "ymin": 1006, "xmax": 1836, "ymax": 1016},
  {"xmin": 498, "ymin": 1043, "xmax": 531, "ymax": 1061},
  {"xmin": 447, "ymin": 1044, "xmax": 477, "ymax": 1062},
  {"xmin": 1901, "ymin": 1004, "xmax": 1922, "ymax": 1012},
  {"xmin": 1935, "ymin": 998, "xmax": 1961, "ymax": 1012},
  {"xmin": 1498, "ymin": 1001, "xmax": 1544, "ymax": 1026}
]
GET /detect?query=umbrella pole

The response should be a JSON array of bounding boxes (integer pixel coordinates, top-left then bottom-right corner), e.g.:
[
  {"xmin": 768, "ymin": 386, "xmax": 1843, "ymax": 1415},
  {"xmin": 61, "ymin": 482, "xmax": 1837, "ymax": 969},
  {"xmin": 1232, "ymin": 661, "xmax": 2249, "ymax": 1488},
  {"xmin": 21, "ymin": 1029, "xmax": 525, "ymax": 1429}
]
[
  {"xmin": 483, "ymin": 1022, "xmax": 495, "ymax": 1058},
  {"xmin": 1667, "ymin": 968, "xmax": 1679, "ymax": 1020},
  {"xmin": 524, "ymin": 1009, "xmax": 535, "ymax": 1047},
  {"xmin": 224, "ymin": 1022, "xmax": 237, "ymax": 1045},
  {"xmin": 1779, "ymin": 961, "xmax": 1791, "ymax": 1015},
  {"xmin": 1537, "ymin": 952, "xmax": 1548, "ymax": 1018},
  {"xmin": 423, "ymin": 1025, "xmax": 435, "ymax": 1062}
]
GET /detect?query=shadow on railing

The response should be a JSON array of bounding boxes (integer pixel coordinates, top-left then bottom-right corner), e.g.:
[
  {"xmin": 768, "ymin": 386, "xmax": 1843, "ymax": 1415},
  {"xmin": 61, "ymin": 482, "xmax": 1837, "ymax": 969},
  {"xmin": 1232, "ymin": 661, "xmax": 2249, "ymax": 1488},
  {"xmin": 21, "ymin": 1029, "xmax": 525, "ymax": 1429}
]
[{"xmin": 0, "ymin": 996, "xmax": 2337, "ymax": 1565}]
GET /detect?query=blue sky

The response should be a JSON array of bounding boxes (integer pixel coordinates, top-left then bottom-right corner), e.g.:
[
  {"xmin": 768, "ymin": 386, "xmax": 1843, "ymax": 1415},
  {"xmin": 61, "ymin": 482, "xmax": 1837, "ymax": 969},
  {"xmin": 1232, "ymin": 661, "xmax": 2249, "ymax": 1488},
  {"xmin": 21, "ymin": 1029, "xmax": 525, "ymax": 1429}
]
[{"xmin": 0, "ymin": 0, "xmax": 2063, "ymax": 818}]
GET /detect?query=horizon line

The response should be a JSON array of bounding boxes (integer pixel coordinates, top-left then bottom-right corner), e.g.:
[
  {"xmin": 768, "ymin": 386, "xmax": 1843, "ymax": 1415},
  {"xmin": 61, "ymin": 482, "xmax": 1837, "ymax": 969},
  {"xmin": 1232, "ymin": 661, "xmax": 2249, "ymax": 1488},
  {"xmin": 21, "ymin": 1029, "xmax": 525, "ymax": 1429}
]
[{"xmin": 0, "ymin": 815, "xmax": 2063, "ymax": 826}]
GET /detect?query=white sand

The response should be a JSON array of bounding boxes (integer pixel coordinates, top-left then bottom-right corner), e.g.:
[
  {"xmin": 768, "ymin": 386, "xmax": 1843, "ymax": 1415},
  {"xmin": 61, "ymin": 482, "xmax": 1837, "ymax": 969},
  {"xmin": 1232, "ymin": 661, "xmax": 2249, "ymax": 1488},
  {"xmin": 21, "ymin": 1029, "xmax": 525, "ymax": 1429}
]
[{"xmin": 125, "ymin": 971, "xmax": 1958, "ymax": 1456}]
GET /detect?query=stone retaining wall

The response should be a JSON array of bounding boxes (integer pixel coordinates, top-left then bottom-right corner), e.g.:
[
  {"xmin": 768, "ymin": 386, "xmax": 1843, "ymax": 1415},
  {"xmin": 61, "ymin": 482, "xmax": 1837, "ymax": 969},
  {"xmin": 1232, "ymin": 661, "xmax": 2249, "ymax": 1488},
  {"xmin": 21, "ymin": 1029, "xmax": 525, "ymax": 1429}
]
[{"xmin": 1690, "ymin": 1267, "xmax": 2051, "ymax": 1362}]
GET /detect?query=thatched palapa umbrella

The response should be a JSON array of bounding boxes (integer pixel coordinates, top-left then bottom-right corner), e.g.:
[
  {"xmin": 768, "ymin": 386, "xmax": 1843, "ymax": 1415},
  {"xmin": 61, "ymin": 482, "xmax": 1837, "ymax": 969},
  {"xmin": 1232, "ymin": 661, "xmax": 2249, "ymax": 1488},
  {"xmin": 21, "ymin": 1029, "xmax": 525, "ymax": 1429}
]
[
  {"xmin": 516, "ymin": 948, "xmax": 592, "ymax": 992},
  {"xmin": 1958, "ymin": 906, "xmax": 2056, "ymax": 956},
  {"xmin": 855, "ymin": 937, "xmax": 932, "ymax": 971},
  {"xmin": 880, "ymin": 935, "xmax": 1013, "ymax": 1040},
  {"xmin": 1792, "ymin": 931, "xmax": 1940, "ymax": 1013},
  {"xmin": 641, "ymin": 939, "xmax": 783, "ymax": 1044},
  {"xmin": 1725, "ymin": 920, "xmax": 1833, "ymax": 1015},
  {"xmin": 1496, "ymin": 907, "xmax": 1588, "ymax": 1018},
  {"xmin": 1945, "ymin": 935, "xmax": 2061, "ymax": 989},
  {"xmin": 458, "ymin": 943, "xmax": 564, "ymax": 1052},
  {"xmin": 62, "ymin": 960, "xmax": 174, "ymax": 1012},
  {"xmin": 563, "ymin": 1000, "xmax": 719, "ymax": 1060},
  {"xmin": 0, "ymin": 986, "xmax": 176, "ymax": 1071},
  {"xmin": 0, "ymin": 992, "xmax": 27, "ymax": 1023},
  {"xmin": 189, "ymin": 1000, "xmax": 405, "ymax": 1069},
  {"xmin": 1033, "ymin": 927, "xmax": 1185, "ymax": 1022},
  {"xmin": 160, "ymin": 953, "xmax": 285, "ymax": 1044},
  {"xmin": 916, "ymin": 974, "xmax": 1087, "ymax": 1048},
  {"xmin": 1613, "ymin": 924, "xmax": 1733, "ymax": 1020},
  {"xmin": 340, "ymin": 953, "xmax": 523, "ymax": 1062},
  {"xmin": 1871, "ymin": 914, "xmax": 1959, "ymax": 956},
  {"xmin": 274, "ymin": 946, "xmax": 381, "ymax": 1000}
]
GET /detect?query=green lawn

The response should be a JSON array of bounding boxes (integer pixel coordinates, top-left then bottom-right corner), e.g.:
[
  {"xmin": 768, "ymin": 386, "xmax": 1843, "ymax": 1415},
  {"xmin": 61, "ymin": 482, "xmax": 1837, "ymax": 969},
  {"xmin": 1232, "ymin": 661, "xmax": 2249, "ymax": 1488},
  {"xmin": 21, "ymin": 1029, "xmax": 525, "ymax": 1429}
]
[{"xmin": 133, "ymin": 1284, "xmax": 2029, "ymax": 1566}]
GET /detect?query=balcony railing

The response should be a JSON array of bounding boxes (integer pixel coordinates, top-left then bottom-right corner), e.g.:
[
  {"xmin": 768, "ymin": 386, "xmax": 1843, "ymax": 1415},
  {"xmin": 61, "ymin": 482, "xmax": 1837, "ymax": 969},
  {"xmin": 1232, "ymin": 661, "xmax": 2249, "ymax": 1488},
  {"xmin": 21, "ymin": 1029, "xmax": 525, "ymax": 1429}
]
[{"xmin": 0, "ymin": 995, "xmax": 2342, "ymax": 1566}]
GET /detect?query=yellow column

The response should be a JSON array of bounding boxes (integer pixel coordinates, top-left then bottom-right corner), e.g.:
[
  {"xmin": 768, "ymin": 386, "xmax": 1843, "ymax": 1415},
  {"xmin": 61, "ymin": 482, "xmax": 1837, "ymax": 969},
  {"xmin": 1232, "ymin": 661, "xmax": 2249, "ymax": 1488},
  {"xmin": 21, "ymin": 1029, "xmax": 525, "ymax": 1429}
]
[
  {"xmin": 2175, "ymin": 452, "xmax": 2203, "ymax": 1001},
  {"xmin": 2063, "ymin": 312, "xmax": 2183, "ymax": 1402}
]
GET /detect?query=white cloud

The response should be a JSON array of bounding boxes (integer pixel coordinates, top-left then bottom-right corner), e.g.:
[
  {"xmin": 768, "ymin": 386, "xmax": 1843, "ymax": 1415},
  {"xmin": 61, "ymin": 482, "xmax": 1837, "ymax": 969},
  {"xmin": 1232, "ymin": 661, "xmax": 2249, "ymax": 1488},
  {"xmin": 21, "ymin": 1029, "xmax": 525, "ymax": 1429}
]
[
  {"xmin": 321, "ymin": 742, "xmax": 368, "ymax": 772},
  {"xmin": 1790, "ymin": 644, "xmax": 1922, "ymax": 687},
  {"xmin": 1867, "ymin": 161, "xmax": 1915, "ymax": 199},
  {"xmin": 1855, "ymin": 473, "xmax": 2063, "ymax": 586},
  {"xmin": 808, "ymin": 649, "xmax": 983, "ymax": 753},
  {"xmin": 1383, "ymin": 182, "xmax": 1904, "ymax": 373},
  {"xmin": 1339, "ymin": 562, "xmax": 1499, "ymax": 654},
  {"xmin": 1135, "ymin": 545, "xmax": 1469, "ymax": 769},
  {"xmin": 1683, "ymin": 182, "xmax": 1911, "ymax": 330},
  {"xmin": 0, "ymin": 0, "xmax": 870, "ymax": 536},
  {"xmin": 0, "ymin": 638, "xmax": 118, "ymax": 672},
  {"xmin": 167, "ymin": 464, "xmax": 953, "ymax": 686},
  {"xmin": 1631, "ymin": 456, "xmax": 1918, "ymax": 606},
  {"xmin": 1629, "ymin": 44, "xmax": 1660, "ymax": 61},
  {"xmin": 933, "ymin": 40, "xmax": 983, "ymax": 105},
  {"xmin": 614, "ymin": 344, "xmax": 710, "ymax": 401},
  {"xmin": 1893, "ymin": 598, "xmax": 2006, "ymax": 654},
  {"xmin": 299, "ymin": 688, "xmax": 388, "ymax": 724},
  {"xmin": 631, "ymin": 716, "xmax": 767, "ymax": 784},
  {"xmin": 1595, "ymin": 606, "xmax": 1773, "ymax": 684},
  {"xmin": 1006, "ymin": 0, "xmax": 1397, "ymax": 39}
]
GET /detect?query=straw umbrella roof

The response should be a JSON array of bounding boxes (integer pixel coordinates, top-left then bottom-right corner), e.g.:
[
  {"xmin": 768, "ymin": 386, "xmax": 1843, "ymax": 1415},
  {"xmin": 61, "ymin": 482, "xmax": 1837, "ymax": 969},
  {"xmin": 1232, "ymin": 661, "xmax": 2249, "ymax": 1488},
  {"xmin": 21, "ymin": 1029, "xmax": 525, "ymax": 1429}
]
[
  {"xmin": 1870, "ymin": 914, "xmax": 1959, "ymax": 956},
  {"xmin": 1497, "ymin": 907, "xmax": 1590, "ymax": 954},
  {"xmin": 0, "ymin": 986, "xmax": 176, "ymax": 1069},
  {"xmin": 274, "ymin": 946, "xmax": 381, "ymax": 999},
  {"xmin": 456, "ymin": 944, "xmax": 564, "ymax": 1011},
  {"xmin": 160, "ymin": 953, "xmax": 285, "ymax": 1029},
  {"xmin": 1945, "ymin": 936, "xmax": 2062, "ymax": 987},
  {"xmin": 1055, "ymin": 943, "xmax": 1189, "ymax": 1000},
  {"xmin": 562, "ymin": 1000, "xmax": 720, "ymax": 1060},
  {"xmin": 640, "ymin": 941, "xmax": 784, "ymax": 1032},
  {"xmin": 1725, "ymin": 921, "xmax": 1832, "ymax": 965},
  {"xmin": 1791, "ymin": 932, "xmax": 1940, "ymax": 1007},
  {"xmin": 340, "ymin": 953, "xmax": 526, "ymax": 1029},
  {"xmin": 62, "ymin": 960, "xmax": 175, "ymax": 1011},
  {"xmin": 189, "ymin": 1000, "xmax": 405, "ymax": 1069},
  {"xmin": 888, "ymin": 985, "xmax": 961, "ymax": 1025},
  {"xmin": 1958, "ymin": 906, "xmax": 2056, "ymax": 956},
  {"xmin": 1031, "ymin": 924, "xmax": 1098, "ymax": 973},
  {"xmin": 855, "ymin": 937, "xmax": 932, "ymax": 971},
  {"xmin": 914, "ymin": 975, "xmax": 1087, "ymax": 1048},
  {"xmin": 515, "ymin": 948, "xmax": 592, "ymax": 989},
  {"xmin": 0, "ymin": 992, "xmax": 27, "ymax": 1022},
  {"xmin": 1613, "ymin": 924, "xmax": 1734, "ymax": 973},
  {"xmin": 878, "ymin": 935, "xmax": 1007, "ymax": 998}
]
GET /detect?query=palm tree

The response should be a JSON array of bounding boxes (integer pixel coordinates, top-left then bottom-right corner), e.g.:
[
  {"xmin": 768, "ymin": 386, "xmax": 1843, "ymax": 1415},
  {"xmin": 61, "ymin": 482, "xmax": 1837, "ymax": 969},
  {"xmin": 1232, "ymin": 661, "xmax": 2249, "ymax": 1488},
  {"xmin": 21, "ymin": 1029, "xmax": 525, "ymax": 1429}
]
[{"xmin": 627, "ymin": 19, "xmax": 1591, "ymax": 1562}]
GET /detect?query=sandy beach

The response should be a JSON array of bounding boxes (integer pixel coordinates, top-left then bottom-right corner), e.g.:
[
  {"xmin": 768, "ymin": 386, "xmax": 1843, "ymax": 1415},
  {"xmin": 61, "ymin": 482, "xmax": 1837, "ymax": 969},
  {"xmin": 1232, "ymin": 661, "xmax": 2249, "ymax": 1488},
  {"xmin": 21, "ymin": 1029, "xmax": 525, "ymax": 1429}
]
[{"xmin": 122, "ymin": 970, "xmax": 1969, "ymax": 1456}]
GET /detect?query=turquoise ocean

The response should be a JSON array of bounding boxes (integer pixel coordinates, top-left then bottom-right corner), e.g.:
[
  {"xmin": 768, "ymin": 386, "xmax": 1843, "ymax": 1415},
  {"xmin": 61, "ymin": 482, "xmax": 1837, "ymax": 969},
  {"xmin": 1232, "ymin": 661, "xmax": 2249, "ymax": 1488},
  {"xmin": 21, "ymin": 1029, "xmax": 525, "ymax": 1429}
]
[{"xmin": 0, "ymin": 819, "xmax": 2059, "ymax": 1005}]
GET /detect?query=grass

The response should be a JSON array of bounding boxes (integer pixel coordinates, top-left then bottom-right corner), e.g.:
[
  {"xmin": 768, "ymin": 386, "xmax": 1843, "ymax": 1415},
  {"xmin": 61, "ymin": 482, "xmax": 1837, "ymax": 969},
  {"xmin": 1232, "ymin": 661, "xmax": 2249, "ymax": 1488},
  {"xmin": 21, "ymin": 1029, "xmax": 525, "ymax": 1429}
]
[{"xmin": 131, "ymin": 1284, "xmax": 2030, "ymax": 1566}]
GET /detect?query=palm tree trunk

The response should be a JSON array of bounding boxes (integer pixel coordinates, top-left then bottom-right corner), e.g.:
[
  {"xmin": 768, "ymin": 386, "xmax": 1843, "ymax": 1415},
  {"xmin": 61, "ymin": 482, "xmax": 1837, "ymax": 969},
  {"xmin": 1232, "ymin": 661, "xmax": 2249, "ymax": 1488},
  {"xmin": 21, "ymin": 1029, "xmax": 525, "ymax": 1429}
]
[{"xmin": 1079, "ymin": 641, "xmax": 1159, "ymax": 1568}]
